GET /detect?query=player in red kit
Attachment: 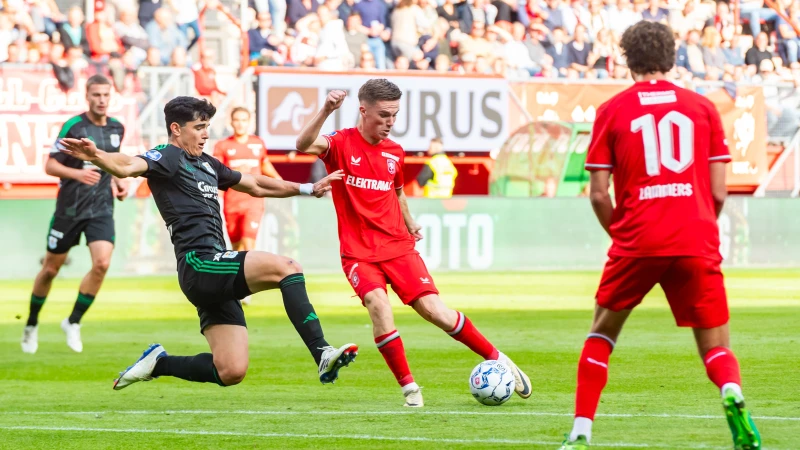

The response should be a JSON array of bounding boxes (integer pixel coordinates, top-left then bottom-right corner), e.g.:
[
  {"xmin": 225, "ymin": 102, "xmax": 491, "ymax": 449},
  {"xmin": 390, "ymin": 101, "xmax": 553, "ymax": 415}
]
[
  {"xmin": 296, "ymin": 79, "xmax": 532, "ymax": 407},
  {"xmin": 558, "ymin": 22, "xmax": 760, "ymax": 450},
  {"xmin": 213, "ymin": 107, "xmax": 282, "ymax": 305}
]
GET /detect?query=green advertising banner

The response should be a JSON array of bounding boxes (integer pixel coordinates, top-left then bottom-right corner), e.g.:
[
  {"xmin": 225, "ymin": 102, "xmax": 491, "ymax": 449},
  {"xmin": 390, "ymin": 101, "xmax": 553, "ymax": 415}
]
[{"xmin": 1, "ymin": 197, "xmax": 799, "ymax": 280}]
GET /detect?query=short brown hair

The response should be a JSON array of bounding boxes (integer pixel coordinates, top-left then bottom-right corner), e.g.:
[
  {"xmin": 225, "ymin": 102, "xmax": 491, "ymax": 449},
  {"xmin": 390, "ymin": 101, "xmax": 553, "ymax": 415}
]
[
  {"xmin": 230, "ymin": 106, "xmax": 251, "ymax": 119},
  {"xmin": 86, "ymin": 74, "xmax": 111, "ymax": 90},
  {"xmin": 619, "ymin": 21, "xmax": 675, "ymax": 76},
  {"xmin": 358, "ymin": 79, "xmax": 402, "ymax": 105}
]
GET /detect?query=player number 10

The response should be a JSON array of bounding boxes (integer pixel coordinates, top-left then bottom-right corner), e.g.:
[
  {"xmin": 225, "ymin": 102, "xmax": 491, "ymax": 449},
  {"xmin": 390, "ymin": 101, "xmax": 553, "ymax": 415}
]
[{"xmin": 630, "ymin": 111, "xmax": 695, "ymax": 176}]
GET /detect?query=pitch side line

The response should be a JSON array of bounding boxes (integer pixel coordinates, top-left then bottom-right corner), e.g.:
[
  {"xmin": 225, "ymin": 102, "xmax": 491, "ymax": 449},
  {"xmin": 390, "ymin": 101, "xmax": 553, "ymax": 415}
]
[
  {"xmin": 0, "ymin": 425, "xmax": 730, "ymax": 449},
  {"xmin": 1, "ymin": 410, "xmax": 798, "ymax": 421}
]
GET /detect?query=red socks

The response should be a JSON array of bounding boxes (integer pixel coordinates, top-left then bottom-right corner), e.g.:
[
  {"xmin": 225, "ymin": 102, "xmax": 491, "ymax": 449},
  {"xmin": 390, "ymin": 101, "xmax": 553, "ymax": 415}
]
[
  {"xmin": 447, "ymin": 311, "xmax": 499, "ymax": 360},
  {"xmin": 375, "ymin": 330, "xmax": 414, "ymax": 387},
  {"xmin": 704, "ymin": 347, "xmax": 741, "ymax": 389},
  {"xmin": 575, "ymin": 335, "xmax": 614, "ymax": 420}
]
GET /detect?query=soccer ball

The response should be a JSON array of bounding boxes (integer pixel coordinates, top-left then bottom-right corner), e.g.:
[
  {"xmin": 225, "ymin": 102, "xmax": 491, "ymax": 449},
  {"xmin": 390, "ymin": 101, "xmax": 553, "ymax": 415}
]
[{"xmin": 469, "ymin": 360, "xmax": 516, "ymax": 406}]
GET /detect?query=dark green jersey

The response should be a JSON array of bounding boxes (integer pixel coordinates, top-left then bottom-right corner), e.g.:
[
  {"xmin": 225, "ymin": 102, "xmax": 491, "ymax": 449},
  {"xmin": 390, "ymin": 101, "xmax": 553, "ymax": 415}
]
[
  {"xmin": 50, "ymin": 113, "xmax": 125, "ymax": 220},
  {"xmin": 136, "ymin": 144, "xmax": 243, "ymax": 259}
]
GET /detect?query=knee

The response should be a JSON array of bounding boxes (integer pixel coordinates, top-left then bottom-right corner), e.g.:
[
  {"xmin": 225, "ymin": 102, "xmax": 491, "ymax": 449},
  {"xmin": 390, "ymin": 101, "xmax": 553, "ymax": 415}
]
[
  {"xmin": 92, "ymin": 258, "xmax": 111, "ymax": 276},
  {"xmin": 215, "ymin": 360, "xmax": 248, "ymax": 386},
  {"xmin": 414, "ymin": 297, "xmax": 453, "ymax": 327},
  {"xmin": 278, "ymin": 257, "xmax": 303, "ymax": 278},
  {"xmin": 41, "ymin": 263, "xmax": 61, "ymax": 281}
]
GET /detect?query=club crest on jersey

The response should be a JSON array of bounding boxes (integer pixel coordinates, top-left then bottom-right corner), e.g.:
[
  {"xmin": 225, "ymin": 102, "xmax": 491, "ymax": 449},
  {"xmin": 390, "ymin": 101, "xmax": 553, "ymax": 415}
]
[
  {"xmin": 110, "ymin": 134, "xmax": 120, "ymax": 147},
  {"xmin": 387, "ymin": 159, "xmax": 396, "ymax": 175},
  {"xmin": 351, "ymin": 272, "xmax": 360, "ymax": 287},
  {"xmin": 144, "ymin": 150, "xmax": 162, "ymax": 161},
  {"xmin": 201, "ymin": 162, "xmax": 215, "ymax": 175},
  {"xmin": 222, "ymin": 251, "xmax": 239, "ymax": 259}
]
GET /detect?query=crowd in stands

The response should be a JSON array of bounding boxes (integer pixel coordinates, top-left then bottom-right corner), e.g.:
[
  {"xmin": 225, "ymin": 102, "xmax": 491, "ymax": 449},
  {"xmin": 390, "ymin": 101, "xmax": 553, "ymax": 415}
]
[{"xmin": 1, "ymin": 0, "xmax": 800, "ymax": 87}]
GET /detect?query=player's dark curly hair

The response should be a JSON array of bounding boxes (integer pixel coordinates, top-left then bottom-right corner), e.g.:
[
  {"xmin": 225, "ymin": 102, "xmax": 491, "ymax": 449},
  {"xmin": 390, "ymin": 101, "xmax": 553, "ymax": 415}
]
[
  {"xmin": 619, "ymin": 21, "xmax": 676, "ymax": 76},
  {"xmin": 164, "ymin": 96, "xmax": 217, "ymax": 136},
  {"xmin": 358, "ymin": 79, "xmax": 403, "ymax": 105}
]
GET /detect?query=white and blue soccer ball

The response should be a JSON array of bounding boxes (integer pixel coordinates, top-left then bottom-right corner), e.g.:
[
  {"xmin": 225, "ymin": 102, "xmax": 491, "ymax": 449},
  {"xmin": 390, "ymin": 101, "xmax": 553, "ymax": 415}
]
[{"xmin": 469, "ymin": 360, "xmax": 516, "ymax": 406}]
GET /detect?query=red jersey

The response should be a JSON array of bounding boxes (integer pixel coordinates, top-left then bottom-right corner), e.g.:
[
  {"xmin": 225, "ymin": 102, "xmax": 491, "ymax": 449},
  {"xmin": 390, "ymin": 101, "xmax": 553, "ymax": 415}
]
[
  {"xmin": 322, "ymin": 128, "xmax": 416, "ymax": 262},
  {"xmin": 585, "ymin": 80, "xmax": 731, "ymax": 259},
  {"xmin": 213, "ymin": 135, "xmax": 268, "ymax": 211}
]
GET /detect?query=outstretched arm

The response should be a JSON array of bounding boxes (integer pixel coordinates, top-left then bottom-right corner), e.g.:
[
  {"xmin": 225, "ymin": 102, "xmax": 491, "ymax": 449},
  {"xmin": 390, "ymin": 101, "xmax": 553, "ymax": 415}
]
[
  {"xmin": 296, "ymin": 90, "xmax": 346, "ymax": 156},
  {"xmin": 396, "ymin": 188, "xmax": 423, "ymax": 241},
  {"xmin": 59, "ymin": 138, "xmax": 148, "ymax": 178},
  {"xmin": 232, "ymin": 170, "xmax": 344, "ymax": 198}
]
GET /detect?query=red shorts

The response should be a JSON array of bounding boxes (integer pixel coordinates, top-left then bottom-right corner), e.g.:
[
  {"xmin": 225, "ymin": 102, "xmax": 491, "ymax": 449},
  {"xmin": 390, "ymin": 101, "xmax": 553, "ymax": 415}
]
[
  {"xmin": 343, "ymin": 253, "xmax": 439, "ymax": 305},
  {"xmin": 224, "ymin": 207, "xmax": 263, "ymax": 244},
  {"xmin": 596, "ymin": 256, "xmax": 729, "ymax": 328}
]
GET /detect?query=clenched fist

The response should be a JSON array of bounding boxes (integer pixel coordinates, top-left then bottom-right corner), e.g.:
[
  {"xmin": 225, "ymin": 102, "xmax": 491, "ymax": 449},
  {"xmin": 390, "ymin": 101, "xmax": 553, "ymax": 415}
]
[{"xmin": 324, "ymin": 90, "xmax": 346, "ymax": 113}]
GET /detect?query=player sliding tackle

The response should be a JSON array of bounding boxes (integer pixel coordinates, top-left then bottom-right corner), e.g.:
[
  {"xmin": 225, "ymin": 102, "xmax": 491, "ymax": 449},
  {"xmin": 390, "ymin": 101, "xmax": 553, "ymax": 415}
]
[
  {"xmin": 558, "ymin": 22, "xmax": 760, "ymax": 450},
  {"xmin": 60, "ymin": 96, "xmax": 358, "ymax": 390},
  {"xmin": 296, "ymin": 79, "xmax": 532, "ymax": 407}
]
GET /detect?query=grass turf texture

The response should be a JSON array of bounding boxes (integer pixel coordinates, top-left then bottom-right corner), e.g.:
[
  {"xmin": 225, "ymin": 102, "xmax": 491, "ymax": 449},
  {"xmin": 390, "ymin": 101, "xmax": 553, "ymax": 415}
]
[{"xmin": 1, "ymin": 270, "xmax": 799, "ymax": 449}]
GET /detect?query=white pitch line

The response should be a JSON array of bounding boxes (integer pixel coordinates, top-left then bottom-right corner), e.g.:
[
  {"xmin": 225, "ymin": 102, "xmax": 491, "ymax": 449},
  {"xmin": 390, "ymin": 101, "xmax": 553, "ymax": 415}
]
[
  {"xmin": 0, "ymin": 425, "xmax": 730, "ymax": 449},
  {"xmin": 1, "ymin": 410, "xmax": 798, "ymax": 421}
]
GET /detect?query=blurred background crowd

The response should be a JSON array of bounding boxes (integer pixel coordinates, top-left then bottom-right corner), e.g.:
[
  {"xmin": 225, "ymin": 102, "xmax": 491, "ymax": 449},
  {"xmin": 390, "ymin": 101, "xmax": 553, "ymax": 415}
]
[{"xmin": 2, "ymin": 0, "xmax": 800, "ymax": 86}]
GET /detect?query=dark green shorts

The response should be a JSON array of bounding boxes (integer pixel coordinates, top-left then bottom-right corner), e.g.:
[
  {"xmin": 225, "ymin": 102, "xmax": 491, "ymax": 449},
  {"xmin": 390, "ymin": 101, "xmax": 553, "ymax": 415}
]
[
  {"xmin": 177, "ymin": 250, "xmax": 251, "ymax": 334},
  {"xmin": 46, "ymin": 215, "xmax": 114, "ymax": 254}
]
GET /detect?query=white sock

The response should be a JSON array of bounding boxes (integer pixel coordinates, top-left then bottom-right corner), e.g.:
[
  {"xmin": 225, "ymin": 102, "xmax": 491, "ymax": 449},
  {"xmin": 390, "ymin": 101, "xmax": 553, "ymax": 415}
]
[
  {"xmin": 401, "ymin": 382, "xmax": 420, "ymax": 395},
  {"xmin": 570, "ymin": 417, "xmax": 593, "ymax": 442},
  {"xmin": 721, "ymin": 382, "xmax": 743, "ymax": 399}
]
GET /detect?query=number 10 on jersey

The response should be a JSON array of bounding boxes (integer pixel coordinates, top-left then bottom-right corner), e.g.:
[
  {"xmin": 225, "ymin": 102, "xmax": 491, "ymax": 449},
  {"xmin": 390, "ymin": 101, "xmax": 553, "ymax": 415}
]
[{"xmin": 631, "ymin": 111, "xmax": 695, "ymax": 176}]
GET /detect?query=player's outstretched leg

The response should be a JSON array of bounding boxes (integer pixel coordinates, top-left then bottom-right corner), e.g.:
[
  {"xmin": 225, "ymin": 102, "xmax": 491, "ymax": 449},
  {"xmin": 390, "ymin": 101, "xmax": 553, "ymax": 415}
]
[
  {"xmin": 412, "ymin": 295, "xmax": 532, "ymax": 399},
  {"xmin": 695, "ymin": 326, "xmax": 761, "ymax": 450},
  {"xmin": 560, "ymin": 307, "xmax": 629, "ymax": 449},
  {"xmin": 22, "ymin": 251, "xmax": 67, "ymax": 354},
  {"xmin": 244, "ymin": 251, "xmax": 357, "ymax": 384},
  {"xmin": 363, "ymin": 289, "xmax": 421, "ymax": 407}
]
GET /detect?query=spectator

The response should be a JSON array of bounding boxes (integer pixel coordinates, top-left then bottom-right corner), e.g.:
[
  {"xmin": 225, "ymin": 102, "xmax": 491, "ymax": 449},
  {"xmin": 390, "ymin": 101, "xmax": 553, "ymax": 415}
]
[
  {"xmin": 541, "ymin": 0, "xmax": 565, "ymax": 31},
  {"xmin": 587, "ymin": 0, "xmax": 610, "ymax": 39},
  {"xmin": 115, "ymin": 8, "xmax": 150, "ymax": 65},
  {"xmin": 29, "ymin": 0, "xmax": 63, "ymax": 37},
  {"xmin": 193, "ymin": 48, "xmax": 225, "ymax": 104},
  {"xmin": 316, "ymin": 5, "xmax": 353, "ymax": 70},
  {"xmin": 500, "ymin": 21, "xmax": 537, "ymax": 76},
  {"xmin": 58, "ymin": 6, "xmax": 91, "ymax": 56},
  {"xmin": 588, "ymin": 27, "xmax": 615, "ymax": 77},
  {"xmin": 685, "ymin": 28, "xmax": 705, "ymax": 76},
  {"xmin": 745, "ymin": 31, "xmax": 773, "ymax": 72},
  {"xmin": 568, "ymin": 24, "xmax": 592, "ymax": 76},
  {"xmin": 170, "ymin": 46, "xmax": 188, "ymax": 67},
  {"xmin": 142, "ymin": 46, "xmax": 162, "ymax": 66},
  {"xmin": 564, "ymin": 0, "xmax": 590, "ymax": 35},
  {"xmin": 0, "ymin": 13, "xmax": 17, "ymax": 63},
  {"xmin": 249, "ymin": 11, "xmax": 284, "ymax": 64},
  {"xmin": 705, "ymin": 0, "xmax": 735, "ymax": 38},
  {"xmin": 470, "ymin": 0, "xmax": 497, "ymax": 26},
  {"xmin": 546, "ymin": 26, "xmax": 570, "ymax": 76},
  {"xmin": 670, "ymin": 0, "xmax": 705, "ymax": 39},
  {"xmin": 146, "ymin": 7, "xmax": 188, "ymax": 65},
  {"xmin": 642, "ymin": 0, "xmax": 668, "ymax": 23},
  {"xmin": 417, "ymin": 0, "xmax": 440, "ymax": 35},
  {"xmin": 455, "ymin": 51, "xmax": 478, "ymax": 72},
  {"xmin": 458, "ymin": 21, "xmax": 492, "ymax": 59},
  {"xmin": 492, "ymin": 0, "xmax": 517, "ymax": 24},
  {"xmin": 437, "ymin": 0, "xmax": 466, "ymax": 32},
  {"xmin": 337, "ymin": 0, "xmax": 356, "ymax": 22},
  {"xmin": 395, "ymin": 54, "xmax": 411, "ymax": 69},
  {"xmin": 608, "ymin": 0, "xmax": 641, "ymax": 36},
  {"xmin": 359, "ymin": 49, "xmax": 377, "ymax": 69},
  {"xmin": 288, "ymin": 0, "xmax": 319, "ymax": 28},
  {"xmin": 524, "ymin": 23, "xmax": 549, "ymax": 71},
  {"xmin": 434, "ymin": 52, "xmax": 451, "ymax": 71},
  {"xmin": 417, "ymin": 16, "xmax": 447, "ymax": 63},
  {"xmin": 138, "ymin": 0, "xmax": 164, "ymax": 28},
  {"xmin": 344, "ymin": 13, "xmax": 369, "ymax": 66},
  {"xmin": 777, "ymin": 2, "xmax": 800, "ymax": 65},
  {"xmin": 290, "ymin": 13, "xmax": 321, "ymax": 66},
  {"xmin": 169, "ymin": 0, "xmax": 201, "ymax": 50},
  {"xmin": 391, "ymin": 0, "xmax": 421, "ymax": 59},
  {"xmin": 354, "ymin": 0, "xmax": 390, "ymax": 69},
  {"xmin": 722, "ymin": 28, "xmax": 745, "ymax": 67},
  {"xmin": 702, "ymin": 26, "xmax": 726, "ymax": 75},
  {"xmin": 87, "ymin": 9, "xmax": 123, "ymax": 59}
]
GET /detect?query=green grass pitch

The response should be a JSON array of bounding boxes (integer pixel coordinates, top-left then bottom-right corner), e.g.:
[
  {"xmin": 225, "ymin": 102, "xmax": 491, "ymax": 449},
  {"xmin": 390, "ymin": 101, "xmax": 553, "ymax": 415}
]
[{"xmin": 1, "ymin": 270, "xmax": 798, "ymax": 449}]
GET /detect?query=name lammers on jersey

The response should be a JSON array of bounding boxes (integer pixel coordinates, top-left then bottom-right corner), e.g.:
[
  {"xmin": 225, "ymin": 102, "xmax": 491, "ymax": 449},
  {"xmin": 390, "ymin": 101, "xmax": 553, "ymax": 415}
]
[
  {"xmin": 197, "ymin": 181, "xmax": 218, "ymax": 199},
  {"xmin": 346, "ymin": 175, "xmax": 393, "ymax": 191},
  {"xmin": 639, "ymin": 182, "xmax": 693, "ymax": 200}
]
